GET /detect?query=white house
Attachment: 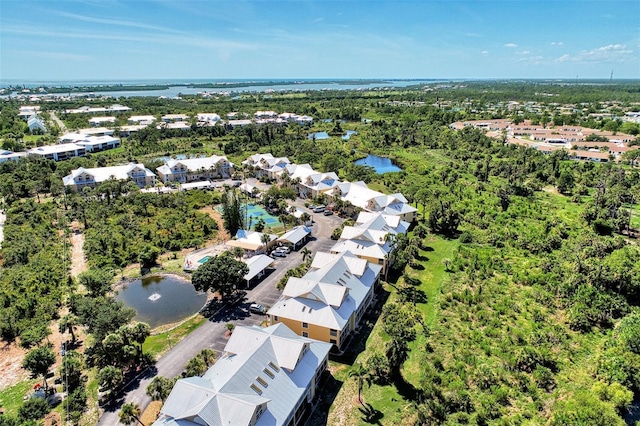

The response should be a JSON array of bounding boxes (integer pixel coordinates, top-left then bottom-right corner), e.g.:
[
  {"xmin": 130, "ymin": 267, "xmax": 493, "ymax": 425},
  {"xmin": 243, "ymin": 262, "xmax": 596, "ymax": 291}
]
[
  {"xmin": 28, "ymin": 144, "xmax": 86, "ymax": 161},
  {"xmin": 156, "ymin": 155, "xmax": 234, "ymax": 183},
  {"xmin": 62, "ymin": 163, "xmax": 156, "ymax": 191},
  {"xmin": 243, "ymin": 153, "xmax": 291, "ymax": 179},
  {"xmin": 88, "ymin": 116, "xmax": 116, "ymax": 126},
  {"xmin": 197, "ymin": 113, "xmax": 221, "ymax": 123},
  {"xmin": 153, "ymin": 324, "xmax": 331, "ymax": 426},
  {"xmin": 335, "ymin": 181, "xmax": 417, "ymax": 222},
  {"xmin": 27, "ymin": 116, "xmax": 46, "ymax": 133},
  {"xmin": 128, "ymin": 115, "xmax": 156, "ymax": 125},
  {"xmin": 161, "ymin": 114, "xmax": 189, "ymax": 123}
]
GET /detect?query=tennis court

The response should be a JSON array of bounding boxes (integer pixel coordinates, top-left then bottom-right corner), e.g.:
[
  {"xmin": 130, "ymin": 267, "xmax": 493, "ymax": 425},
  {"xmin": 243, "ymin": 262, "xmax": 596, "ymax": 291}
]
[
  {"xmin": 217, "ymin": 203, "xmax": 282, "ymax": 228},
  {"xmin": 245, "ymin": 204, "xmax": 281, "ymax": 227}
]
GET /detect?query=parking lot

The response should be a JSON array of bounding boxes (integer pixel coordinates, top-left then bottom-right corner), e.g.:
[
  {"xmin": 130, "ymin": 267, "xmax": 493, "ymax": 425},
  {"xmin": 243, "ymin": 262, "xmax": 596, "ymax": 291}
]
[{"xmin": 202, "ymin": 200, "xmax": 345, "ymax": 355}]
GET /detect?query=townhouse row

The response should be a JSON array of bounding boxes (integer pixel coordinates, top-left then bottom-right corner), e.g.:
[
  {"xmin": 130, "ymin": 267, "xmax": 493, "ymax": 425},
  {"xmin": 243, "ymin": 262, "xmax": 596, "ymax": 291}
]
[{"xmin": 450, "ymin": 119, "xmax": 638, "ymax": 162}]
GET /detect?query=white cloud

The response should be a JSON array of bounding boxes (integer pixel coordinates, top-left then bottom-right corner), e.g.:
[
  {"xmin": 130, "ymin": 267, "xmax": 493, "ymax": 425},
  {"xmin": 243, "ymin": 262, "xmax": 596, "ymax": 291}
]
[
  {"xmin": 551, "ymin": 41, "xmax": 563, "ymax": 46},
  {"xmin": 504, "ymin": 43, "xmax": 517, "ymax": 48},
  {"xmin": 481, "ymin": 50, "xmax": 489, "ymax": 55},
  {"xmin": 516, "ymin": 50, "xmax": 530, "ymax": 55},
  {"xmin": 556, "ymin": 44, "xmax": 634, "ymax": 63}
]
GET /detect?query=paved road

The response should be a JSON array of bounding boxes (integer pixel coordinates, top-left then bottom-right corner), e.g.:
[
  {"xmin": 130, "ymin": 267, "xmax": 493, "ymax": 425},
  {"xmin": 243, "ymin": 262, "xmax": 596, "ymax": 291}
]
[
  {"xmin": 49, "ymin": 111, "xmax": 66, "ymax": 132},
  {"xmin": 98, "ymin": 202, "xmax": 343, "ymax": 425}
]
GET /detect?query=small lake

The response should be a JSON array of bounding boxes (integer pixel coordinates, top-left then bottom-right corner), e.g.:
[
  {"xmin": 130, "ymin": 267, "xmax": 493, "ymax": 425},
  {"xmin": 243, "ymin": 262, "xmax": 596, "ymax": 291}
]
[
  {"xmin": 115, "ymin": 274, "xmax": 206, "ymax": 329},
  {"xmin": 342, "ymin": 130, "xmax": 358, "ymax": 140},
  {"xmin": 354, "ymin": 154, "xmax": 403, "ymax": 174},
  {"xmin": 308, "ymin": 131, "xmax": 330, "ymax": 140}
]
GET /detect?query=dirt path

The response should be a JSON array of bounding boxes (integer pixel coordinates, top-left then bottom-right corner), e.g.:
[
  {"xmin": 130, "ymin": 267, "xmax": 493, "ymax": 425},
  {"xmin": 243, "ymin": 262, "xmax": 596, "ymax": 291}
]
[
  {"xmin": 70, "ymin": 224, "xmax": 87, "ymax": 278},
  {"xmin": 198, "ymin": 206, "xmax": 230, "ymax": 242}
]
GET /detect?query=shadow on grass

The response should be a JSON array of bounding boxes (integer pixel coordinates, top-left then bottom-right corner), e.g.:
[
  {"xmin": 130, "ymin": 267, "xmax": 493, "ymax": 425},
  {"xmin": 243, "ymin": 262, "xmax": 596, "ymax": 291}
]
[
  {"xmin": 305, "ymin": 372, "xmax": 344, "ymax": 426},
  {"xmin": 358, "ymin": 402, "xmax": 384, "ymax": 424},
  {"xmin": 330, "ymin": 287, "xmax": 391, "ymax": 365}
]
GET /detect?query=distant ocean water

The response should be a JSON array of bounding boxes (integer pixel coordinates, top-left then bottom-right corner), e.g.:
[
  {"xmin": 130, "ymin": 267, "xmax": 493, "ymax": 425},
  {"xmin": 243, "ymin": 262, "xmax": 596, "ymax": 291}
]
[
  {"xmin": 1, "ymin": 78, "xmax": 440, "ymax": 88},
  {"xmin": 0, "ymin": 78, "xmax": 444, "ymax": 98}
]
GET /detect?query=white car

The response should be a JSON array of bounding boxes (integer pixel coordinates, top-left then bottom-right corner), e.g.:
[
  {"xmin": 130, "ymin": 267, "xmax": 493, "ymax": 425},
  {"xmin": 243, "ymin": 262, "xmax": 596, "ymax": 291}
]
[{"xmin": 275, "ymin": 246, "xmax": 291, "ymax": 254}]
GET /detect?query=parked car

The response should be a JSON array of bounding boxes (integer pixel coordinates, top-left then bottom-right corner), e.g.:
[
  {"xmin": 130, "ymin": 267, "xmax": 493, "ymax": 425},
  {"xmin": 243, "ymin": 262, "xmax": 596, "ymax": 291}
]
[
  {"xmin": 313, "ymin": 205, "xmax": 326, "ymax": 213},
  {"xmin": 323, "ymin": 209, "xmax": 334, "ymax": 216},
  {"xmin": 274, "ymin": 246, "xmax": 291, "ymax": 254},
  {"xmin": 272, "ymin": 250, "xmax": 287, "ymax": 257},
  {"xmin": 308, "ymin": 204, "xmax": 317, "ymax": 210},
  {"xmin": 249, "ymin": 303, "xmax": 267, "ymax": 314}
]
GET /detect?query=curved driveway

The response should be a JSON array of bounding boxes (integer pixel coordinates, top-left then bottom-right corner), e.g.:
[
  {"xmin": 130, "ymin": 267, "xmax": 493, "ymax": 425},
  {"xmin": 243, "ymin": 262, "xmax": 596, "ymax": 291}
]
[{"xmin": 98, "ymin": 201, "xmax": 342, "ymax": 425}]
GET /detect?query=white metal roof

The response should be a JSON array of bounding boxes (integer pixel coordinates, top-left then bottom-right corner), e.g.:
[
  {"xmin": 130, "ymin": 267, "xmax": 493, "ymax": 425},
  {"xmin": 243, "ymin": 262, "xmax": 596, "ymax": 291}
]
[
  {"xmin": 243, "ymin": 254, "xmax": 274, "ymax": 281},
  {"xmin": 154, "ymin": 324, "xmax": 330, "ymax": 426}
]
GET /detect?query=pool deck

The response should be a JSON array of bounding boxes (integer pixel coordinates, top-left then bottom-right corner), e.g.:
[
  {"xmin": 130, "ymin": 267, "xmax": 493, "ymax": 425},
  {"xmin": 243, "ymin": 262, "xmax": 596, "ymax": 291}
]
[{"xmin": 184, "ymin": 243, "xmax": 230, "ymax": 271}]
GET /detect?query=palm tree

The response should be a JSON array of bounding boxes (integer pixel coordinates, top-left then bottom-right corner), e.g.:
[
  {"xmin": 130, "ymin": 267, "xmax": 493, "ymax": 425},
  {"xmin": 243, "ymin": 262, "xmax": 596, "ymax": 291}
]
[
  {"xmin": 146, "ymin": 376, "xmax": 175, "ymax": 403},
  {"xmin": 119, "ymin": 402, "xmax": 145, "ymax": 426},
  {"xmin": 260, "ymin": 233, "xmax": 272, "ymax": 252},
  {"xmin": 301, "ymin": 247, "xmax": 312, "ymax": 264},
  {"xmin": 349, "ymin": 362, "xmax": 371, "ymax": 405}
]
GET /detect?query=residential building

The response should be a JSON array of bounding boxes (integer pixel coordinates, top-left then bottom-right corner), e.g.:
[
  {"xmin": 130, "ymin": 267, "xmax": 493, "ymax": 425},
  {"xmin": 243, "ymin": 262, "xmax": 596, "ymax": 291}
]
[
  {"xmin": 281, "ymin": 164, "xmax": 340, "ymax": 199},
  {"xmin": 28, "ymin": 143, "xmax": 86, "ymax": 161},
  {"xmin": 65, "ymin": 104, "xmax": 131, "ymax": 114},
  {"xmin": 197, "ymin": 113, "xmax": 221, "ymax": 123},
  {"xmin": 330, "ymin": 212, "xmax": 409, "ymax": 273},
  {"xmin": 88, "ymin": 116, "xmax": 116, "ymax": 126},
  {"xmin": 153, "ymin": 323, "xmax": 331, "ymax": 426},
  {"xmin": 128, "ymin": 115, "xmax": 156, "ymax": 125},
  {"xmin": 18, "ymin": 106, "xmax": 41, "ymax": 120},
  {"xmin": 0, "ymin": 150, "xmax": 27, "ymax": 164},
  {"xmin": 156, "ymin": 155, "xmax": 234, "ymax": 183},
  {"xmin": 62, "ymin": 163, "xmax": 156, "ymax": 191},
  {"xmin": 268, "ymin": 251, "xmax": 381, "ymax": 350},
  {"xmin": 334, "ymin": 181, "xmax": 417, "ymax": 222},
  {"xmin": 27, "ymin": 116, "xmax": 46, "ymax": 133},
  {"xmin": 243, "ymin": 153, "xmax": 291, "ymax": 179},
  {"xmin": 161, "ymin": 113, "xmax": 189, "ymax": 123}
]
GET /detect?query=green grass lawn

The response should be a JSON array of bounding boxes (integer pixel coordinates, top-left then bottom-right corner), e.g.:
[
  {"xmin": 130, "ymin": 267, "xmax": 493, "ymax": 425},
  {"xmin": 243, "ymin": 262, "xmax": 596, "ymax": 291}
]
[
  {"xmin": 0, "ymin": 380, "xmax": 36, "ymax": 416},
  {"xmin": 326, "ymin": 234, "xmax": 458, "ymax": 425},
  {"xmin": 143, "ymin": 315, "xmax": 207, "ymax": 359}
]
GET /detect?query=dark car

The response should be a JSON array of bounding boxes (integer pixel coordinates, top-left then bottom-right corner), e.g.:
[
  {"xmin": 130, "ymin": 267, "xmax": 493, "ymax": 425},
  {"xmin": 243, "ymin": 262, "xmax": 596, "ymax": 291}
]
[{"xmin": 323, "ymin": 209, "xmax": 334, "ymax": 216}]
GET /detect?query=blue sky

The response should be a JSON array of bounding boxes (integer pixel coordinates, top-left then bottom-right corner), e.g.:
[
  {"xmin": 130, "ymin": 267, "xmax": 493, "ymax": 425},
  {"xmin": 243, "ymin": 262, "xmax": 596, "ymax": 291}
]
[{"xmin": 1, "ymin": 0, "xmax": 639, "ymax": 81}]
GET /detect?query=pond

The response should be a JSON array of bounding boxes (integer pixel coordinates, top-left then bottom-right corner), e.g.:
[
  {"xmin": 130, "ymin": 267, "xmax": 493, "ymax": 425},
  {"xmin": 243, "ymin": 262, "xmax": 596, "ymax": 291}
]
[
  {"xmin": 115, "ymin": 274, "xmax": 206, "ymax": 329},
  {"xmin": 354, "ymin": 154, "xmax": 403, "ymax": 174},
  {"xmin": 308, "ymin": 131, "xmax": 330, "ymax": 140},
  {"xmin": 342, "ymin": 130, "xmax": 358, "ymax": 140}
]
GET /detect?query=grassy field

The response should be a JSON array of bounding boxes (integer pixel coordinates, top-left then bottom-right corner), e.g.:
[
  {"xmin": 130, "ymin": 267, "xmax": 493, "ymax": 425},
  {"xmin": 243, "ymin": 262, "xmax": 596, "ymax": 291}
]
[
  {"xmin": 0, "ymin": 380, "xmax": 37, "ymax": 416},
  {"xmin": 143, "ymin": 315, "xmax": 207, "ymax": 359}
]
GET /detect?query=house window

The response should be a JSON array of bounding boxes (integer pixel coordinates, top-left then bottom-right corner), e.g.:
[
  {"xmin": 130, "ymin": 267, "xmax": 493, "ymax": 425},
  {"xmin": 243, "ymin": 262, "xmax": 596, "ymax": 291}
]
[
  {"xmin": 302, "ymin": 322, "xmax": 308, "ymax": 329},
  {"xmin": 273, "ymin": 316, "xmax": 279, "ymax": 322},
  {"xmin": 330, "ymin": 329, "xmax": 338, "ymax": 337},
  {"xmin": 302, "ymin": 331, "xmax": 309, "ymax": 338},
  {"xmin": 330, "ymin": 339, "xmax": 337, "ymax": 345},
  {"xmin": 256, "ymin": 376, "xmax": 268, "ymax": 387}
]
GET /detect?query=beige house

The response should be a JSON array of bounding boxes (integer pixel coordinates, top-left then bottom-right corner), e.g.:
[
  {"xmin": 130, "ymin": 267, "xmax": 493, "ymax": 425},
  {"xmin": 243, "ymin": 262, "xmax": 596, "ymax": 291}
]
[{"xmin": 268, "ymin": 251, "xmax": 381, "ymax": 351}]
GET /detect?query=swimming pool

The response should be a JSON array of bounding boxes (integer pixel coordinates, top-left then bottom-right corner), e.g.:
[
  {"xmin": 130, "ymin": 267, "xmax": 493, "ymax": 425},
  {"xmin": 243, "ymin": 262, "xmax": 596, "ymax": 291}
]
[{"xmin": 198, "ymin": 255, "xmax": 211, "ymax": 264}]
